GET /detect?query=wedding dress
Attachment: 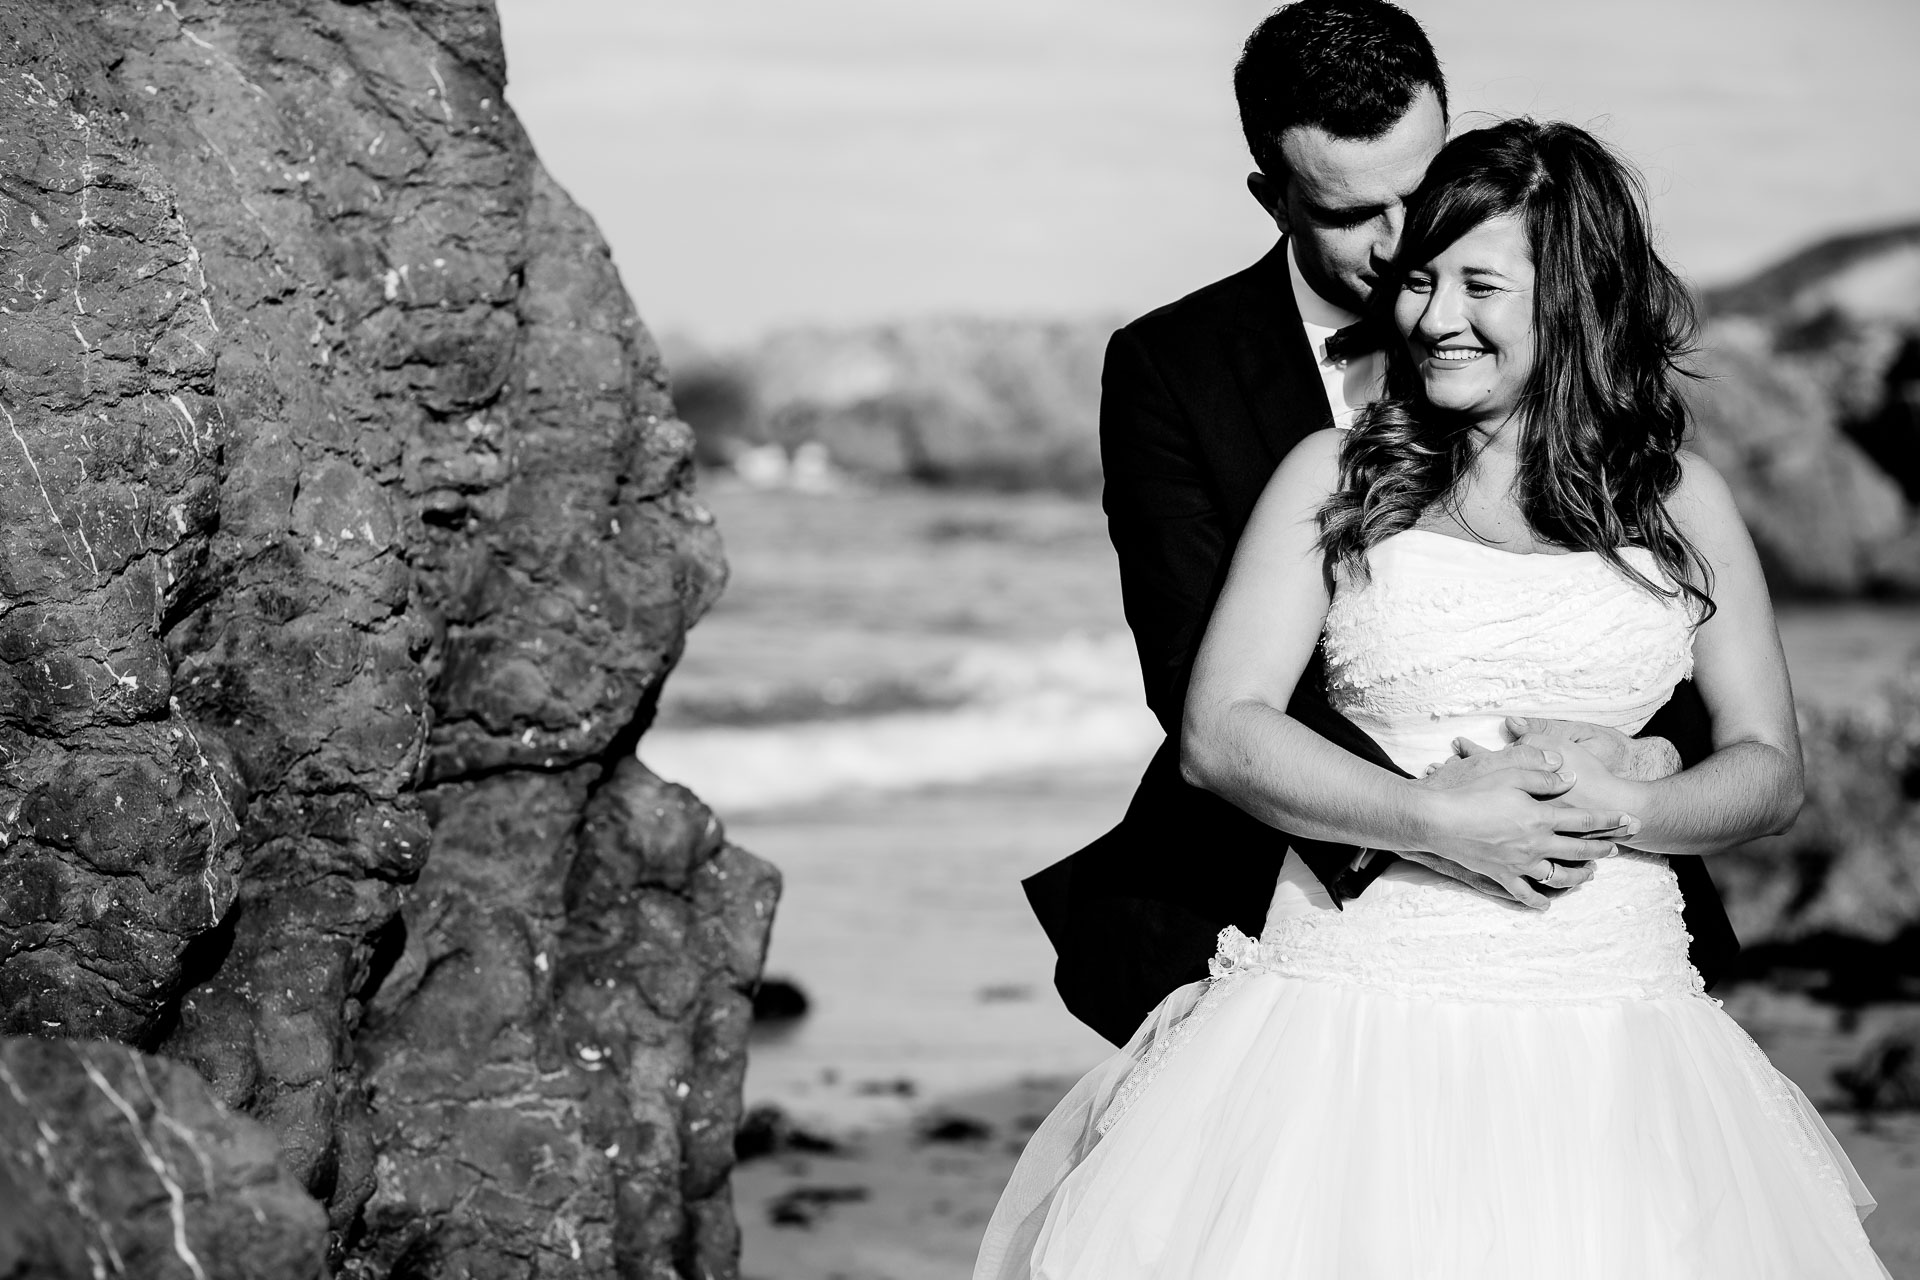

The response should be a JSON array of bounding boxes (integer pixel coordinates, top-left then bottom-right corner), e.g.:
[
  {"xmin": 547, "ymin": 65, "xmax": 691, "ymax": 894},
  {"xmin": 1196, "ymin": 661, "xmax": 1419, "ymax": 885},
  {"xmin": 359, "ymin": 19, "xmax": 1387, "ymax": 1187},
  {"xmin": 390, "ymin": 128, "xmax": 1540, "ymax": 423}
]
[{"xmin": 976, "ymin": 528, "xmax": 1888, "ymax": 1280}]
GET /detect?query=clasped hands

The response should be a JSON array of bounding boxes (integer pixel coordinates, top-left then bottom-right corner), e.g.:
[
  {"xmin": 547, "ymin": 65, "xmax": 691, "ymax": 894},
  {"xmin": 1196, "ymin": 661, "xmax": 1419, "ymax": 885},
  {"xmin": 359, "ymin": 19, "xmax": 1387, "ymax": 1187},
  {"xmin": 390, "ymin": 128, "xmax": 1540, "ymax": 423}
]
[{"xmin": 1397, "ymin": 717, "xmax": 1680, "ymax": 909}]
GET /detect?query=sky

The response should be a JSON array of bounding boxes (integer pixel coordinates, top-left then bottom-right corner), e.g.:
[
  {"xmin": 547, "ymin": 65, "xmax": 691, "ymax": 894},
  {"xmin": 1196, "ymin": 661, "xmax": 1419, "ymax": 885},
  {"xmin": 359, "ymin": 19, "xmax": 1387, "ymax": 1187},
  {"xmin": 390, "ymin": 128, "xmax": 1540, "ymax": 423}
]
[{"xmin": 495, "ymin": 0, "xmax": 1920, "ymax": 344}]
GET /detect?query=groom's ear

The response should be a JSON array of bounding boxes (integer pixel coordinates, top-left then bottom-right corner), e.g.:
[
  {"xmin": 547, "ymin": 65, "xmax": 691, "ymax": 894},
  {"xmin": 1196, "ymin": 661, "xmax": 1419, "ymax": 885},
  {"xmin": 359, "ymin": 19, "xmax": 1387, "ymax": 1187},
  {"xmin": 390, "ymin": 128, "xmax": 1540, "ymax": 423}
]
[{"xmin": 1247, "ymin": 170, "xmax": 1290, "ymax": 234}]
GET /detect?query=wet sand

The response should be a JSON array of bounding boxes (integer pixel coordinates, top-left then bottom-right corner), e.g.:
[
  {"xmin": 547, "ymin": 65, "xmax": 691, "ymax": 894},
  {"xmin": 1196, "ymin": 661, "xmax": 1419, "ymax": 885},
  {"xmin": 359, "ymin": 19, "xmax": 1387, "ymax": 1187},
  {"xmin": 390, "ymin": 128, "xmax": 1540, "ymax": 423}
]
[
  {"xmin": 735, "ymin": 768, "xmax": 1122, "ymax": 1131},
  {"xmin": 735, "ymin": 1079, "xmax": 1920, "ymax": 1280},
  {"xmin": 732, "ymin": 769, "xmax": 1920, "ymax": 1280}
]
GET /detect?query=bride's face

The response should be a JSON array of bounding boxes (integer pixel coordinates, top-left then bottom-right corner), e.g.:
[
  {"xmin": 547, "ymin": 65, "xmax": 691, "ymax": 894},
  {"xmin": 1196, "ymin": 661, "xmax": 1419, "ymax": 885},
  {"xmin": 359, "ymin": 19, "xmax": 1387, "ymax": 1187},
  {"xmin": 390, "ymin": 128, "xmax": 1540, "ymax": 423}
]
[{"xmin": 1393, "ymin": 214, "xmax": 1537, "ymax": 427}]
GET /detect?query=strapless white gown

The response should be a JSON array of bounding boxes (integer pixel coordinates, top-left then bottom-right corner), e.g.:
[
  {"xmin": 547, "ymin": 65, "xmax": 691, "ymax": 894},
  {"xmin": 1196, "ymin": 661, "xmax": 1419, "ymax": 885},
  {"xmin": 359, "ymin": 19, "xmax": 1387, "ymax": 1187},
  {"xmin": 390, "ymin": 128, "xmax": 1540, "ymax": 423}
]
[{"xmin": 975, "ymin": 530, "xmax": 1888, "ymax": 1280}]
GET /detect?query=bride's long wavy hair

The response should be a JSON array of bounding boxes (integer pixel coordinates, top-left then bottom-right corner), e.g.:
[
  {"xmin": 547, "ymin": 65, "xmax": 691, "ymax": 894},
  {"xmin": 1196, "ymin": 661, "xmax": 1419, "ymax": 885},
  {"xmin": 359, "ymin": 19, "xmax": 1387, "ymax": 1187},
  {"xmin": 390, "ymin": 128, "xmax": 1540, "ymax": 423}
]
[{"xmin": 1317, "ymin": 118, "xmax": 1714, "ymax": 619}]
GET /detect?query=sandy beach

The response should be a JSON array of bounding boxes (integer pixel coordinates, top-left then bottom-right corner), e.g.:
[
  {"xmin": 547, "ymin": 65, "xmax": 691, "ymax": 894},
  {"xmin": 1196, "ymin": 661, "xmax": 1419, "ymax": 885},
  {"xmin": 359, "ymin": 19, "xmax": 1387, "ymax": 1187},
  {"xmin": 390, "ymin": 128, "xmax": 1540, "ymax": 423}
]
[
  {"xmin": 734, "ymin": 1087, "xmax": 1920, "ymax": 1280},
  {"xmin": 728, "ymin": 771, "xmax": 1920, "ymax": 1280}
]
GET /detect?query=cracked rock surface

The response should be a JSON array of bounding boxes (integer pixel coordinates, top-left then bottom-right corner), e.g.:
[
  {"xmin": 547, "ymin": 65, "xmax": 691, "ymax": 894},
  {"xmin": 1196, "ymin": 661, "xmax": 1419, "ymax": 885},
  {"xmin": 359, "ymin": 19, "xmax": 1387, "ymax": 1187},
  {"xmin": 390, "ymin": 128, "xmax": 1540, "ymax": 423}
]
[
  {"xmin": 0, "ymin": 1, "xmax": 776, "ymax": 1275},
  {"xmin": 0, "ymin": 1036, "xmax": 328, "ymax": 1280}
]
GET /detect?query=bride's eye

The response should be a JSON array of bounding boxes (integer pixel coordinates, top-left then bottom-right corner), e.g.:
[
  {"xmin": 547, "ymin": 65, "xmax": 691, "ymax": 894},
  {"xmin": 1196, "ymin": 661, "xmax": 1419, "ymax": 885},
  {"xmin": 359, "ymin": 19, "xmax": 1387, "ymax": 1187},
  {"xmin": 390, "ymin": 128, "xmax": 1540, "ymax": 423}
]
[
  {"xmin": 1465, "ymin": 282, "xmax": 1500, "ymax": 298},
  {"xmin": 1402, "ymin": 275, "xmax": 1433, "ymax": 294}
]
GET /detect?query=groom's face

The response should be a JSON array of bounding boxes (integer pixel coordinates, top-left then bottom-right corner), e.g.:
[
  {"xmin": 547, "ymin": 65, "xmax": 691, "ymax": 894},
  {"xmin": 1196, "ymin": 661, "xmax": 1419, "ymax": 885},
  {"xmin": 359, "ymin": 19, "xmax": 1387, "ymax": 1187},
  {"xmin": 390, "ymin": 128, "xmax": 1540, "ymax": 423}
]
[{"xmin": 1259, "ymin": 86, "xmax": 1447, "ymax": 315}]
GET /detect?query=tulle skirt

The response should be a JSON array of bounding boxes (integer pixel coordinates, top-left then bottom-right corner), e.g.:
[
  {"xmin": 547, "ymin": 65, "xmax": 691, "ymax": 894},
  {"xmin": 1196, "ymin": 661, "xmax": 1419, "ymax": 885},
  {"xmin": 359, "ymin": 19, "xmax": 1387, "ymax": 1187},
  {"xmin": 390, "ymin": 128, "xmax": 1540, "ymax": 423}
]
[{"xmin": 976, "ymin": 963, "xmax": 1889, "ymax": 1280}]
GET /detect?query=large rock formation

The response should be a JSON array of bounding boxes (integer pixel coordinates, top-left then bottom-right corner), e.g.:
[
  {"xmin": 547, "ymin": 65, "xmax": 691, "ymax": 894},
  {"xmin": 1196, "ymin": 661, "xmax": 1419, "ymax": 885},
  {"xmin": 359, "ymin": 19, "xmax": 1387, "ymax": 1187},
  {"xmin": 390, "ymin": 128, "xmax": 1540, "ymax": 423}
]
[
  {"xmin": 676, "ymin": 226, "xmax": 1920, "ymax": 595},
  {"xmin": 0, "ymin": 1, "xmax": 777, "ymax": 1275}
]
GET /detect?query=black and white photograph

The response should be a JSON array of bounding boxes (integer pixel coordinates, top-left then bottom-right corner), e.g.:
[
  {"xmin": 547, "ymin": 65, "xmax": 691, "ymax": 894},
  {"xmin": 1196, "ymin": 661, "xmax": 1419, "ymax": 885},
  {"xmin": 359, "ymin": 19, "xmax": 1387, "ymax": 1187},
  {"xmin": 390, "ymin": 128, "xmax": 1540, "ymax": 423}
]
[{"xmin": 0, "ymin": 1, "xmax": 1916, "ymax": 1276}]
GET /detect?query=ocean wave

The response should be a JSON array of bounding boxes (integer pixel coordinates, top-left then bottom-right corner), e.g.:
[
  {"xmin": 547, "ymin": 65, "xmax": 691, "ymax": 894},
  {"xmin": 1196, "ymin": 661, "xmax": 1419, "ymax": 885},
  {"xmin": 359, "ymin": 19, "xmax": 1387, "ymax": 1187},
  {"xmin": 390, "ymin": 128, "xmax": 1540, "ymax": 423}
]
[{"xmin": 639, "ymin": 633, "xmax": 1160, "ymax": 812}]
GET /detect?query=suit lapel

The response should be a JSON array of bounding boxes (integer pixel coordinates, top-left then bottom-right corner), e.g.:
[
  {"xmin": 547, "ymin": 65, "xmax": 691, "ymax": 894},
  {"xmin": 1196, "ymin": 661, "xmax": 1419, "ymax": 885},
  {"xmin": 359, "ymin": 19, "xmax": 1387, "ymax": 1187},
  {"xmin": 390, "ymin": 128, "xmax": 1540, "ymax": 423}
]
[{"xmin": 1224, "ymin": 238, "xmax": 1336, "ymax": 472}]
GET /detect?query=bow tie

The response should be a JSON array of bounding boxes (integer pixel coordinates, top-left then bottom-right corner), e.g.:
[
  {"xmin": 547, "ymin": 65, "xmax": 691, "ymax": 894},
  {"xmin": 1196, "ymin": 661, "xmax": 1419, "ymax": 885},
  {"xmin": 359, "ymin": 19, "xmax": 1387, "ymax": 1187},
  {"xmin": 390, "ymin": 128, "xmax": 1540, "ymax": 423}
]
[{"xmin": 1322, "ymin": 319, "xmax": 1383, "ymax": 365}]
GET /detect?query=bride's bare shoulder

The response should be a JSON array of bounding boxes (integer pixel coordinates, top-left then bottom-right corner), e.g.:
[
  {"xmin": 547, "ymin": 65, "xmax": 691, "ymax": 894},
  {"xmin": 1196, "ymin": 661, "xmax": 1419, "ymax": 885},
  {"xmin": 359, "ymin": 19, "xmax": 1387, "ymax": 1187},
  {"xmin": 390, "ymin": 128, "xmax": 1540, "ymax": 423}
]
[
  {"xmin": 1243, "ymin": 427, "xmax": 1346, "ymax": 526},
  {"xmin": 1668, "ymin": 451, "xmax": 1741, "ymax": 532},
  {"xmin": 1234, "ymin": 428, "xmax": 1346, "ymax": 548},
  {"xmin": 1667, "ymin": 451, "xmax": 1763, "ymax": 569},
  {"xmin": 1290, "ymin": 426, "xmax": 1348, "ymax": 469},
  {"xmin": 1270, "ymin": 426, "xmax": 1346, "ymax": 492}
]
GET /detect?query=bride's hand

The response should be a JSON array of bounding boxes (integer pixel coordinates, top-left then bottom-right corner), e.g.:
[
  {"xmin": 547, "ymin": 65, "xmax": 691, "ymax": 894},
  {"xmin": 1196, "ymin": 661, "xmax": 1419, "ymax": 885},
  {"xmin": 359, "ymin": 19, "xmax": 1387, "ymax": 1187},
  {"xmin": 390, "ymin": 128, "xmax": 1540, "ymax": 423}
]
[
  {"xmin": 1415, "ymin": 766, "xmax": 1640, "ymax": 910},
  {"xmin": 1448, "ymin": 734, "xmax": 1649, "ymax": 833}
]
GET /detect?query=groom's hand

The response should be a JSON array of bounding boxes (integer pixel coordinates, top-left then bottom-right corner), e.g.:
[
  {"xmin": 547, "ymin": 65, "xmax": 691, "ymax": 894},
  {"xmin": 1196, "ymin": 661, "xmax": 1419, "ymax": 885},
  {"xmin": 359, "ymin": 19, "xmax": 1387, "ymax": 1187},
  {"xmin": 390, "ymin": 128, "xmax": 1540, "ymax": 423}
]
[
  {"xmin": 1396, "ymin": 850, "xmax": 1523, "ymax": 902},
  {"xmin": 1419, "ymin": 739, "xmax": 1565, "ymax": 790},
  {"xmin": 1504, "ymin": 716, "xmax": 1682, "ymax": 783}
]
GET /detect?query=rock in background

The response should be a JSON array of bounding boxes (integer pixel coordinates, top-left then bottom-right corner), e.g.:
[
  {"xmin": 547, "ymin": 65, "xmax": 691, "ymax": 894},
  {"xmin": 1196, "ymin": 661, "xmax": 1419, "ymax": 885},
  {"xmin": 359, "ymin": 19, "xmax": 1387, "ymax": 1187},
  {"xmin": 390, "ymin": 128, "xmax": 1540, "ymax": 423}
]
[
  {"xmin": 675, "ymin": 226, "xmax": 1920, "ymax": 596},
  {"xmin": 0, "ymin": 1, "xmax": 776, "ymax": 1276},
  {"xmin": 1715, "ymin": 662, "xmax": 1920, "ymax": 991},
  {"xmin": 669, "ymin": 318, "xmax": 1115, "ymax": 494},
  {"xmin": 1691, "ymin": 223, "xmax": 1920, "ymax": 596}
]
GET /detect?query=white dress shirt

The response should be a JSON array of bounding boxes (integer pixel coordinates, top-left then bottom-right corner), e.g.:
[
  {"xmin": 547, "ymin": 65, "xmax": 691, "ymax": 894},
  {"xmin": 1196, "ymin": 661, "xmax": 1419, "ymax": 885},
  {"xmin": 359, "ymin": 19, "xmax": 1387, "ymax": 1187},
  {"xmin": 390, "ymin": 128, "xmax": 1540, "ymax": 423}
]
[{"xmin": 1288, "ymin": 239, "xmax": 1385, "ymax": 430}]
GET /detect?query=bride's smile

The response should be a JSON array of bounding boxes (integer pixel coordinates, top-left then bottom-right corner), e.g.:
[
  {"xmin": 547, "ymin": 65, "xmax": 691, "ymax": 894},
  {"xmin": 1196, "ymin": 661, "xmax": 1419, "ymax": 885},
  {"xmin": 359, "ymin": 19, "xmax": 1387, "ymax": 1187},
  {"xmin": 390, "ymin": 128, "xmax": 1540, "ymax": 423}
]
[{"xmin": 1396, "ymin": 212, "xmax": 1536, "ymax": 424}]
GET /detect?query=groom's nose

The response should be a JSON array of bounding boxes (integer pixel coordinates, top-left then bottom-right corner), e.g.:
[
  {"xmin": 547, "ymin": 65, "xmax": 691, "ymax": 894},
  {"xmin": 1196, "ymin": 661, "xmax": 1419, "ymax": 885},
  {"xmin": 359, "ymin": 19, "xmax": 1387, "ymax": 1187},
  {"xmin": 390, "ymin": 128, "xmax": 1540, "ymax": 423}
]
[{"xmin": 1368, "ymin": 203, "xmax": 1408, "ymax": 277}]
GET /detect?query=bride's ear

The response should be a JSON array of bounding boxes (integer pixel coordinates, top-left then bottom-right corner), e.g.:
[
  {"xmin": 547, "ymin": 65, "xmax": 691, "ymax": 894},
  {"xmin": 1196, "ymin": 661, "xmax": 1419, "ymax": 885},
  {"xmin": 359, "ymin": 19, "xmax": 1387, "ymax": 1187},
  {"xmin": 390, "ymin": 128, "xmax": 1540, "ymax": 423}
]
[{"xmin": 1247, "ymin": 171, "xmax": 1291, "ymax": 235}]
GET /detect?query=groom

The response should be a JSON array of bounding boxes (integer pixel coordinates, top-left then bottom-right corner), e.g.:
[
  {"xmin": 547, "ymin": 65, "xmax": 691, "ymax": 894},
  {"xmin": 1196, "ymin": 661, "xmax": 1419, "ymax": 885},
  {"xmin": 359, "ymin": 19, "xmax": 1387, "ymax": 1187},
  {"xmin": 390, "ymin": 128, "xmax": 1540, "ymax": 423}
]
[{"xmin": 1027, "ymin": 0, "xmax": 1740, "ymax": 1046}]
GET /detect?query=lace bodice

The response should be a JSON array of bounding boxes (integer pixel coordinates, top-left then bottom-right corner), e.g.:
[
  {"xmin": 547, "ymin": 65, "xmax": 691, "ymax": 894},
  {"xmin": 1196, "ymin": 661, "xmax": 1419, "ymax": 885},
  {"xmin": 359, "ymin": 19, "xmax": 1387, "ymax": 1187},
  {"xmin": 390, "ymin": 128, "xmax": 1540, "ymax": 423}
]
[
  {"xmin": 1323, "ymin": 529, "xmax": 1694, "ymax": 774},
  {"xmin": 1248, "ymin": 528, "xmax": 1704, "ymax": 1005}
]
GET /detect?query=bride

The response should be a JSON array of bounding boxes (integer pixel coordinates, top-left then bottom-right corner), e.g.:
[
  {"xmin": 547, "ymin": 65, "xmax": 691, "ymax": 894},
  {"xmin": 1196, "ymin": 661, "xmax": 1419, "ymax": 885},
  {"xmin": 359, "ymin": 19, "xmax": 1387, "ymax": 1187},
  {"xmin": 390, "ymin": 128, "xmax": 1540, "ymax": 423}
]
[{"xmin": 975, "ymin": 119, "xmax": 1889, "ymax": 1279}]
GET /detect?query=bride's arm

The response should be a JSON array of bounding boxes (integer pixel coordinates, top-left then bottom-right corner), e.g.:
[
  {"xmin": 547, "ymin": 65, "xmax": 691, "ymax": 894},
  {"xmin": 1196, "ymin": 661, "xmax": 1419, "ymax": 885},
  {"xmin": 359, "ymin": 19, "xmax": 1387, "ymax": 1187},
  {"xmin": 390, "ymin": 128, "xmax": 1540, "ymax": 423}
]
[
  {"xmin": 1558, "ymin": 453, "xmax": 1803, "ymax": 856},
  {"xmin": 1179, "ymin": 430, "xmax": 1639, "ymax": 905}
]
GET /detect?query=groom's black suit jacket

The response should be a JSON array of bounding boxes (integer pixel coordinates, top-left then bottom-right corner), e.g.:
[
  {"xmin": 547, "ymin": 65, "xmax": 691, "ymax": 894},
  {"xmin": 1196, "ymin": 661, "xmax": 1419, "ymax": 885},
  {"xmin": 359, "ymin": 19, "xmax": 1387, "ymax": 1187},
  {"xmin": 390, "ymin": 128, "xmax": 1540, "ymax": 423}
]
[{"xmin": 1026, "ymin": 240, "xmax": 1741, "ymax": 1047}]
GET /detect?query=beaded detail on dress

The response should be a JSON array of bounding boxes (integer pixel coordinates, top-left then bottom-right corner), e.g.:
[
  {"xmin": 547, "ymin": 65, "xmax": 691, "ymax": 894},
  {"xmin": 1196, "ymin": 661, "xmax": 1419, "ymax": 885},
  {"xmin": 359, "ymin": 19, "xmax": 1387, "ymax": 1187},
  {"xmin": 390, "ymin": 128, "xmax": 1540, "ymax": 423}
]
[
  {"xmin": 1255, "ymin": 529, "xmax": 1703, "ymax": 1004},
  {"xmin": 1321, "ymin": 529, "xmax": 1695, "ymax": 770}
]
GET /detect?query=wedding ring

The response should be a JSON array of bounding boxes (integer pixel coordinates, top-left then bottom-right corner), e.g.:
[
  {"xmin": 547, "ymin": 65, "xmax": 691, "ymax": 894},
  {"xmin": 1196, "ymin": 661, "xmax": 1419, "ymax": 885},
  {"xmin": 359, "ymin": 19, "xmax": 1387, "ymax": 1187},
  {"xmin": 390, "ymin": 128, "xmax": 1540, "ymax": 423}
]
[{"xmin": 1535, "ymin": 862, "xmax": 1563, "ymax": 888}]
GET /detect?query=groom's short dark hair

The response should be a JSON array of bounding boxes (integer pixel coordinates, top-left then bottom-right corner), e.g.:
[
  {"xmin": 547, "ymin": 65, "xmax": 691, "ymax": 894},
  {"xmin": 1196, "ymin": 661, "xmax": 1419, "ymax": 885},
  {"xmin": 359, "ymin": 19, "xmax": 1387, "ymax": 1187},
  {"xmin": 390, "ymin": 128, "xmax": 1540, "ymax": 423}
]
[{"xmin": 1235, "ymin": 0, "xmax": 1448, "ymax": 177}]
